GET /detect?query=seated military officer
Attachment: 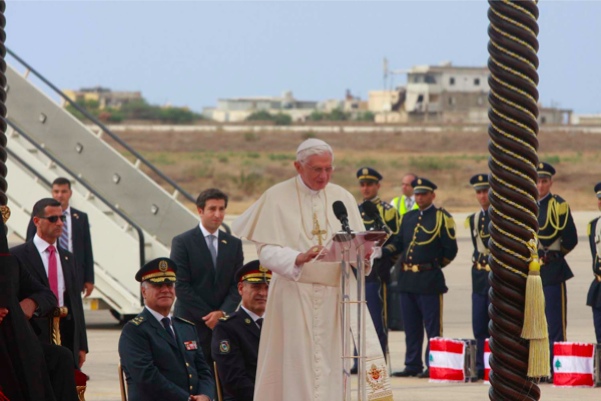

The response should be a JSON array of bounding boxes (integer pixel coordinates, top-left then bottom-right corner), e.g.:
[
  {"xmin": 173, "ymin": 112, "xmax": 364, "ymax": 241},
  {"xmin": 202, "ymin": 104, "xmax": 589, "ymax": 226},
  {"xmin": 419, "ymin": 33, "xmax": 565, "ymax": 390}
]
[
  {"xmin": 212, "ymin": 260, "xmax": 271, "ymax": 401},
  {"xmin": 118, "ymin": 258, "xmax": 215, "ymax": 401}
]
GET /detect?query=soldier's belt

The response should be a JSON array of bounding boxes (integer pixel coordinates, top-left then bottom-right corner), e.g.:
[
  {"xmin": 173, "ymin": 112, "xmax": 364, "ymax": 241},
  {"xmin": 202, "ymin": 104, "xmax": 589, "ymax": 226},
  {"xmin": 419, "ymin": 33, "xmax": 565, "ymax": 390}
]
[
  {"xmin": 473, "ymin": 263, "xmax": 491, "ymax": 272},
  {"xmin": 403, "ymin": 263, "xmax": 438, "ymax": 273},
  {"xmin": 539, "ymin": 250, "xmax": 563, "ymax": 265}
]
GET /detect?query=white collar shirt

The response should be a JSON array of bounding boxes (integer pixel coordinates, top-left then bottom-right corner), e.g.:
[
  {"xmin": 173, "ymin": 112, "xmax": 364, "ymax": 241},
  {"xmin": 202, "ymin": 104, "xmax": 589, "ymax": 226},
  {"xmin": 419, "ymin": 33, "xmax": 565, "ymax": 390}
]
[{"xmin": 33, "ymin": 234, "xmax": 66, "ymax": 306}]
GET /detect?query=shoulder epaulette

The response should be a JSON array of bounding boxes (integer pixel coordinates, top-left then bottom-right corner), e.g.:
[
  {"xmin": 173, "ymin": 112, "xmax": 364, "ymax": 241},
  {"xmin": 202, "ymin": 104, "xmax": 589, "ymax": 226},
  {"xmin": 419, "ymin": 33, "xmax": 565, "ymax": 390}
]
[
  {"xmin": 588, "ymin": 221, "xmax": 592, "ymax": 237},
  {"xmin": 381, "ymin": 202, "xmax": 392, "ymax": 211},
  {"xmin": 443, "ymin": 213, "xmax": 456, "ymax": 230},
  {"xmin": 130, "ymin": 316, "xmax": 146, "ymax": 326},
  {"xmin": 174, "ymin": 316, "xmax": 196, "ymax": 326},
  {"xmin": 438, "ymin": 207, "xmax": 453, "ymax": 217},
  {"xmin": 464, "ymin": 215, "xmax": 473, "ymax": 229}
]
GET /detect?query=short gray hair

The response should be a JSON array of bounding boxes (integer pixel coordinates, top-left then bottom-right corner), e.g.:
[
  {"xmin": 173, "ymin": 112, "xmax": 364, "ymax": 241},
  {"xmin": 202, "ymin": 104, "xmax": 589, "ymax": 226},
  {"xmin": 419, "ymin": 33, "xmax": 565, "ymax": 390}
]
[{"xmin": 296, "ymin": 145, "xmax": 334, "ymax": 164}]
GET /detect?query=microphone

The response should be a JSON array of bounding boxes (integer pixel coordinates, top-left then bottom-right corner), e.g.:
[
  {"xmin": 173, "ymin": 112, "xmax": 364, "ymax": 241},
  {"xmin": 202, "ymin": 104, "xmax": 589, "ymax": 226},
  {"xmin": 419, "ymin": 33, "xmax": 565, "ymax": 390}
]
[
  {"xmin": 332, "ymin": 201, "xmax": 352, "ymax": 234},
  {"xmin": 361, "ymin": 201, "xmax": 392, "ymax": 234}
]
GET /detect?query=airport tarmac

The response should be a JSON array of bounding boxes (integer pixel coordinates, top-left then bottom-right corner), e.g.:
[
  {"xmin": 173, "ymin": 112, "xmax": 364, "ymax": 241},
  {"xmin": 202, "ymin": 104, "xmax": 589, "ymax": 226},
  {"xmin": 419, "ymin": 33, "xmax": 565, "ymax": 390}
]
[{"xmin": 80, "ymin": 212, "xmax": 601, "ymax": 400}]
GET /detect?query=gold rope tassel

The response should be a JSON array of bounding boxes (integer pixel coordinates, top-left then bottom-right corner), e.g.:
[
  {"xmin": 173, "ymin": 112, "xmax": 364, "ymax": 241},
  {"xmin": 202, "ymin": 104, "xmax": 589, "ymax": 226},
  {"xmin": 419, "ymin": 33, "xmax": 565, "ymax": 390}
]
[{"xmin": 520, "ymin": 238, "xmax": 550, "ymax": 378}]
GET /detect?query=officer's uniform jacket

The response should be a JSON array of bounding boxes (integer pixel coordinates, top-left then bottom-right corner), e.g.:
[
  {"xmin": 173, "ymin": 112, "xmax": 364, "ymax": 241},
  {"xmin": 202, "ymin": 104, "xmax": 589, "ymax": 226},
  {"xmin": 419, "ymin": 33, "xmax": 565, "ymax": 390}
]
[
  {"xmin": 396, "ymin": 205, "xmax": 458, "ymax": 294},
  {"xmin": 466, "ymin": 209, "xmax": 491, "ymax": 295},
  {"xmin": 537, "ymin": 194, "xmax": 578, "ymax": 286},
  {"xmin": 359, "ymin": 197, "xmax": 401, "ymax": 283},
  {"xmin": 586, "ymin": 217, "xmax": 601, "ymax": 308},
  {"xmin": 118, "ymin": 308, "xmax": 215, "ymax": 401},
  {"xmin": 212, "ymin": 308, "xmax": 261, "ymax": 401}
]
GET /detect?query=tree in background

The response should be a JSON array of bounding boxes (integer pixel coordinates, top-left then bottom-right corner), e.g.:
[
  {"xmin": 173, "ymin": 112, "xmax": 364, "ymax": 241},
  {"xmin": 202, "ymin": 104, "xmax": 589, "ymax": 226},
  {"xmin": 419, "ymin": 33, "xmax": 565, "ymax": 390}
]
[{"xmin": 66, "ymin": 98, "xmax": 202, "ymax": 124}]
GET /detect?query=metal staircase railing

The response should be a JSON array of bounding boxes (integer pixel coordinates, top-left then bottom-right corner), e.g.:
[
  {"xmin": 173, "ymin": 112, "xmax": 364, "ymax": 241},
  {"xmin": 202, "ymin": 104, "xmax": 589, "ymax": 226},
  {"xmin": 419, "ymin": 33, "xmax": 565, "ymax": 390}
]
[
  {"xmin": 6, "ymin": 47, "xmax": 196, "ymax": 205},
  {"xmin": 6, "ymin": 119, "xmax": 146, "ymax": 268}
]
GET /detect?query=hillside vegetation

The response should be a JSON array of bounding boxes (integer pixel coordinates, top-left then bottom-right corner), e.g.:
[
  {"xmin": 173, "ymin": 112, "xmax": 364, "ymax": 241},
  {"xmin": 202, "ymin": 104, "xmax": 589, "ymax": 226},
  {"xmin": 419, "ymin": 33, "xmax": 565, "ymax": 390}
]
[{"xmin": 105, "ymin": 125, "xmax": 601, "ymax": 214}]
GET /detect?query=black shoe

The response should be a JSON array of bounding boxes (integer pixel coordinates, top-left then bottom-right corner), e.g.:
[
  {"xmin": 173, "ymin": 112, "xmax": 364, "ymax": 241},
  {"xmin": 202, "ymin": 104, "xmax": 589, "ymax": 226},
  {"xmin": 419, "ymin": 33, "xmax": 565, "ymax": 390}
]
[
  {"xmin": 350, "ymin": 367, "xmax": 358, "ymax": 374},
  {"xmin": 417, "ymin": 369, "xmax": 430, "ymax": 378},
  {"xmin": 391, "ymin": 369, "xmax": 421, "ymax": 378}
]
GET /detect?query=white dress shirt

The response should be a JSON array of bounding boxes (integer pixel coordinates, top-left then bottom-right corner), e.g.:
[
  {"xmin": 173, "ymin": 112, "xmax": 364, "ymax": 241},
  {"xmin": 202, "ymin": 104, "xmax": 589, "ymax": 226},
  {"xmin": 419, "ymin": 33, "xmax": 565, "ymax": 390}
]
[
  {"xmin": 33, "ymin": 234, "xmax": 66, "ymax": 306},
  {"xmin": 198, "ymin": 222, "xmax": 219, "ymax": 258},
  {"xmin": 240, "ymin": 305, "xmax": 264, "ymax": 329}
]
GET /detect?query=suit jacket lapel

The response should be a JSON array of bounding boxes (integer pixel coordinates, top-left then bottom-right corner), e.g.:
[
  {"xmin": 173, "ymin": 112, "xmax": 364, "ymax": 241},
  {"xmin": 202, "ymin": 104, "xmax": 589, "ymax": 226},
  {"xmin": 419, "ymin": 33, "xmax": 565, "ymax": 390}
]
[
  {"xmin": 58, "ymin": 248, "xmax": 74, "ymax": 298},
  {"xmin": 215, "ymin": 232, "xmax": 232, "ymax": 273},
  {"xmin": 193, "ymin": 226, "xmax": 217, "ymax": 273},
  {"xmin": 24, "ymin": 242, "xmax": 50, "ymax": 286},
  {"xmin": 145, "ymin": 309, "xmax": 179, "ymax": 350},
  {"xmin": 172, "ymin": 320, "xmax": 189, "ymax": 359},
  {"xmin": 70, "ymin": 208, "xmax": 80, "ymax": 247},
  {"xmin": 240, "ymin": 309, "xmax": 261, "ymax": 339}
]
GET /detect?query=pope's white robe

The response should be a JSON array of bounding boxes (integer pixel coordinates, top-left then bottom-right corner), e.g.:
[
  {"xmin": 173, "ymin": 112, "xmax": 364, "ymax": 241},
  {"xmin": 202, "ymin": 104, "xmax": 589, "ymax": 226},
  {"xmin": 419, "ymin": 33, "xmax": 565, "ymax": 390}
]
[{"xmin": 232, "ymin": 176, "xmax": 392, "ymax": 401}]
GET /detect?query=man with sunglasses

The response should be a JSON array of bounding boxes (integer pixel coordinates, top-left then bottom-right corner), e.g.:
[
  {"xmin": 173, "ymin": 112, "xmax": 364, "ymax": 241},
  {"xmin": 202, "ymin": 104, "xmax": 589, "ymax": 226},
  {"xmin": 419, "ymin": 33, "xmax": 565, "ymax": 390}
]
[
  {"xmin": 11, "ymin": 198, "xmax": 89, "ymax": 370},
  {"xmin": 27, "ymin": 177, "xmax": 95, "ymax": 298},
  {"xmin": 119, "ymin": 257, "xmax": 215, "ymax": 401}
]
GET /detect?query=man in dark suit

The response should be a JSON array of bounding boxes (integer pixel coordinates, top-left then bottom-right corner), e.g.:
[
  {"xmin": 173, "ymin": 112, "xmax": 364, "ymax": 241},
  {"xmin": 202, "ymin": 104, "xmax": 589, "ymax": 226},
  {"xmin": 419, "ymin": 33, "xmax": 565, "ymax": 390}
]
[
  {"xmin": 118, "ymin": 257, "xmax": 215, "ymax": 401},
  {"xmin": 1, "ymin": 220, "xmax": 79, "ymax": 401},
  {"xmin": 172, "ymin": 188, "xmax": 244, "ymax": 368},
  {"xmin": 212, "ymin": 260, "xmax": 271, "ymax": 401},
  {"xmin": 27, "ymin": 177, "xmax": 95, "ymax": 297},
  {"xmin": 13, "ymin": 198, "xmax": 89, "ymax": 369}
]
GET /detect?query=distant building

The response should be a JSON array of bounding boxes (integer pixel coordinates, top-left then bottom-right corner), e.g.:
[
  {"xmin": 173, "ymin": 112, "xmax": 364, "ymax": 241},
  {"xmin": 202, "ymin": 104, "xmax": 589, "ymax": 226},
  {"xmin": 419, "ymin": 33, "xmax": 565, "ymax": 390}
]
[
  {"xmin": 64, "ymin": 86, "xmax": 142, "ymax": 110},
  {"xmin": 370, "ymin": 62, "xmax": 571, "ymax": 125},
  {"xmin": 571, "ymin": 114, "xmax": 601, "ymax": 125},
  {"xmin": 202, "ymin": 91, "xmax": 318, "ymax": 122},
  {"xmin": 320, "ymin": 90, "xmax": 368, "ymax": 113}
]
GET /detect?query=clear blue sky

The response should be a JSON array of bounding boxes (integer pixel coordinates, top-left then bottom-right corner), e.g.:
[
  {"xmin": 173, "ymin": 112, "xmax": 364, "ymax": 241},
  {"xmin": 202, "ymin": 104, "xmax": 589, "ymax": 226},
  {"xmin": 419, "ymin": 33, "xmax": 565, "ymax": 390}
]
[{"xmin": 6, "ymin": 1, "xmax": 601, "ymax": 114}]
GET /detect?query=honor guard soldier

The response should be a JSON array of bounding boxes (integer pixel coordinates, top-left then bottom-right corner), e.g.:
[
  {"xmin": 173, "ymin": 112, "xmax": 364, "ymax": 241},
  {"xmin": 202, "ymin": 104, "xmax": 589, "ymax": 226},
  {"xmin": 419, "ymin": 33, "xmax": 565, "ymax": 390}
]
[
  {"xmin": 466, "ymin": 174, "xmax": 491, "ymax": 380},
  {"xmin": 118, "ymin": 258, "xmax": 215, "ymax": 401},
  {"xmin": 391, "ymin": 177, "xmax": 458, "ymax": 378},
  {"xmin": 212, "ymin": 261, "xmax": 271, "ymax": 401},
  {"xmin": 536, "ymin": 162, "xmax": 578, "ymax": 368},
  {"xmin": 586, "ymin": 182, "xmax": 601, "ymax": 344},
  {"xmin": 389, "ymin": 173, "xmax": 417, "ymax": 331},
  {"xmin": 357, "ymin": 167, "xmax": 402, "ymax": 355}
]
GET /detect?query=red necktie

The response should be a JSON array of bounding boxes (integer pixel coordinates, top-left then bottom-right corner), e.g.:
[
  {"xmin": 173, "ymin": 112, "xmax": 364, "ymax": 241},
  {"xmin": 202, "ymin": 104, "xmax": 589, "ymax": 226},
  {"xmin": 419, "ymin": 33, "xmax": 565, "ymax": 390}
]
[{"xmin": 47, "ymin": 245, "xmax": 59, "ymax": 300}]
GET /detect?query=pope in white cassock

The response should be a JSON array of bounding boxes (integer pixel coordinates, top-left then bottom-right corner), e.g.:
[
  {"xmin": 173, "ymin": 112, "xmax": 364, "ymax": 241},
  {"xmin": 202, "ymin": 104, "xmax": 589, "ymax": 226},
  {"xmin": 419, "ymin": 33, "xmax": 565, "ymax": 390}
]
[{"xmin": 232, "ymin": 139, "xmax": 392, "ymax": 401}]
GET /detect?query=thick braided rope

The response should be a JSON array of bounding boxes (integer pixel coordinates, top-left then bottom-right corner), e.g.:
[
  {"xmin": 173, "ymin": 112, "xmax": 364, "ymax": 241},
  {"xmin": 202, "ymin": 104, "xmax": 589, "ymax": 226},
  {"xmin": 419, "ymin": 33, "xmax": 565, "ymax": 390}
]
[
  {"xmin": 487, "ymin": 1, "xmax": 541, "ymax": 400},
  {"xmin": 0, "ymin": 1, "xmax": 7, "ymax": 210}
]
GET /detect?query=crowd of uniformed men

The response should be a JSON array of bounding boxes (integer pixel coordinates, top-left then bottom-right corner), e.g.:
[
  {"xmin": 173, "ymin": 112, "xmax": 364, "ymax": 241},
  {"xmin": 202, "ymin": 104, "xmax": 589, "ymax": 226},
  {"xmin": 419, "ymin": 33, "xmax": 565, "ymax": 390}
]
[{"xmin": 4, "ymin": 147, "xmax": 601, "ymax": 401}]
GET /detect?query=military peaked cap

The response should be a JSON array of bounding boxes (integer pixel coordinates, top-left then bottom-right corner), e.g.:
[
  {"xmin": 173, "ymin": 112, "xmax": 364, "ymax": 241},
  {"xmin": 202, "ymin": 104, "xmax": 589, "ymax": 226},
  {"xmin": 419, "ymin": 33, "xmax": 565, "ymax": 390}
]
[
  {"xmin": 356, "ymin": 167, "xmax": 382, "ymax": 183},
  {"xmin": 537, "ymin": 162, "xmax": 556, "ymax": 177},
  {"xmin": 235, "ymin": 260, "xmax": 272, "ymax": 284},
  {"xmin": 411, "ymin": 177, "xmax": 437, "ymax": 194},
  {"xmin": 135, "ymin": 257, "xmax": 177, "ymax": 283},
  {"xmin": 469, "ymin": 174, "xmax": 490, "ymax": 190}
]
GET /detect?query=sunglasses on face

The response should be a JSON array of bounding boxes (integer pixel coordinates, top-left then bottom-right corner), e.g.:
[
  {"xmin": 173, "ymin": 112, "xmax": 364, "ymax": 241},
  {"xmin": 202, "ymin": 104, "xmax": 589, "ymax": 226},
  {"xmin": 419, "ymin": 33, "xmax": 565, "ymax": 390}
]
[{"xmin": 39, "ymin": 215, "xmax": 66, "ymax": 223}]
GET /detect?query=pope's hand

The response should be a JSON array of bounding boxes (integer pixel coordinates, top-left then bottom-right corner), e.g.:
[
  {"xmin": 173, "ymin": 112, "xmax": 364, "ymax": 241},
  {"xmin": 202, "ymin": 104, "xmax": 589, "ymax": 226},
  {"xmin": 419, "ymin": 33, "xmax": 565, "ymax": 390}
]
[{"xmin": 296, "ymin": 245, "xmax": 325, "ymax": 266}]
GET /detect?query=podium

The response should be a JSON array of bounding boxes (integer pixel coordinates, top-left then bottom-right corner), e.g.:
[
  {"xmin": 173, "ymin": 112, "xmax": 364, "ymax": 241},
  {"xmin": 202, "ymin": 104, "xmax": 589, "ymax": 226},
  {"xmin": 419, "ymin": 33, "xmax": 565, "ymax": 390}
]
[{"xmin": 322, "ymin": 230, "xmax": 390, "ymax": 401}]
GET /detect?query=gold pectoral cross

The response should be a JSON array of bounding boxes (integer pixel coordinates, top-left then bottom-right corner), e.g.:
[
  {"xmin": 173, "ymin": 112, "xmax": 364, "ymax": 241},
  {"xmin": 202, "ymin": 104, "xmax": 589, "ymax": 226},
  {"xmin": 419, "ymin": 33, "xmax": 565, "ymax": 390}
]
[{"xmin": 312, "ymin": 212, "xmax": 327, "ymax": 246}]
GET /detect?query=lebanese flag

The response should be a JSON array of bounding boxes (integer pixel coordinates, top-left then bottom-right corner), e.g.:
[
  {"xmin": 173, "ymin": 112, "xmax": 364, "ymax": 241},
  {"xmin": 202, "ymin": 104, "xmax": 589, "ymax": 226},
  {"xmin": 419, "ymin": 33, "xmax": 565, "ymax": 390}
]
[
  {"xmin": 484, "ymin": 339, "xmax": 491, "ymax": 383},
  {"xmin": 429, "ymin": 337, "xmax": 466, "ymax": 382},
  {"xmin": 552, "ymin": 342, "xmax": 595, "ymax": 387}
]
